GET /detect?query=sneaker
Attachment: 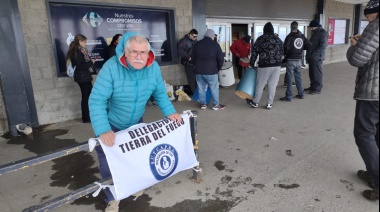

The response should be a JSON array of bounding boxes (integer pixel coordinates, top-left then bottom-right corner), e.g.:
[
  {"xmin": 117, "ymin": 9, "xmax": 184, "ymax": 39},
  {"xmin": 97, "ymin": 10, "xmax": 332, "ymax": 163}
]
[
  {"xmin": 358, "ymin": 170, "xmax": 375, "ymax": 188},
  {"xmin": 280, "ymin": 97, "xmax": 292, "ymax": 102},
  {"xmin": 246, "ymin": 99, "xmax": 254, "ymax": 106},
  {"xmin": 266, "ymin": 104, "xmax": 273, "ymax": 110},
  {"xmin": 309, "ymin": 90, "xmax": 321, "ymax": 95},
  {"xmin": 363, "ymin": 187, "xmax": 379, "ymax": 201},
  {"xmin": 295, "ymin": 94, "xmax": 304, "ymax": 99},
  {"xmin": 212, "ymin": 104, "xmax": 225, "ymax": 110},
  {"xmin": 251, "ymin": 102, "xmax": 258, "ymax": 108},
  {"xmin": 105, "ymin": 200, "xmax": 120, "ymax": 212},
  {"xmin": 304, "ymin": 87, "xmax": 312, "ymax": 91},
  {"xmin": 200, "ymin": 104, "xmax": 207, "ymax": 110}
]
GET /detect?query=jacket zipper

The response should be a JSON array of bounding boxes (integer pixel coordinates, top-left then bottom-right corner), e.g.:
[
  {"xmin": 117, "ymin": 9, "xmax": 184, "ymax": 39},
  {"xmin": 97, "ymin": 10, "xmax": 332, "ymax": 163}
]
[{"xmin": 129, "ymin": 71, "xmax": 139, "ymax": 126}]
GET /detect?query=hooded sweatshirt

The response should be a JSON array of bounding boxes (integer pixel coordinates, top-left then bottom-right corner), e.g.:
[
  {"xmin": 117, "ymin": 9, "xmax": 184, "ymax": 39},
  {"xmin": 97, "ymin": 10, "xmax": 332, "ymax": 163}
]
[
  {"xmin": 250, "ymin": 22, "xmax": 284, "ymax": 68},
  {"xmin": 283, "ymin": 30, "xmax": 311, "ymax": 60},
  {"xmin": 89, "ymin": 32, "xmax": 176, "ymax": 136}
]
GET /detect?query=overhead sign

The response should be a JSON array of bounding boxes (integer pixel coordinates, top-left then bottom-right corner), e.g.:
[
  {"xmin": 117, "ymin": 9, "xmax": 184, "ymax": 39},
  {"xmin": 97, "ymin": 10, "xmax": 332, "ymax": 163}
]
[{"xmin": 47, "ymin": 1, "xmax": 177, "ymax": 77}]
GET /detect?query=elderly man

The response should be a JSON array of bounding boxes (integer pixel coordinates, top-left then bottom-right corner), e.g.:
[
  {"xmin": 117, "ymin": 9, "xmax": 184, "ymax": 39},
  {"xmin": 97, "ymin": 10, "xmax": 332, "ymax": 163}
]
[
  {"xmin": 305, "ymin": 20, "xmax": 328, "ymax": 95},
  {"xmin": 89, "ymin": 32, "xmax": 182, "ymax": 211}
]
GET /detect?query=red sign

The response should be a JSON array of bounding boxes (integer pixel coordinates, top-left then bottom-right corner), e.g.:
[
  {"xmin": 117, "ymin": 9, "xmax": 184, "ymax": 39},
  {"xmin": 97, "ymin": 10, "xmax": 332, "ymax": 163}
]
[{"xmin": 328, "ymin": 19, "xmax": 335, "ymax": 45}]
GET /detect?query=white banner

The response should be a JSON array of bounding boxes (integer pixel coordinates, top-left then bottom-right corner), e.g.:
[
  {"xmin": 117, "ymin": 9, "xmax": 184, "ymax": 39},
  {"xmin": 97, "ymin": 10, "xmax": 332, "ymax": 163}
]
[{"xmin": 90, "ymin": 113, "xmax": 197, "ymax": 201}]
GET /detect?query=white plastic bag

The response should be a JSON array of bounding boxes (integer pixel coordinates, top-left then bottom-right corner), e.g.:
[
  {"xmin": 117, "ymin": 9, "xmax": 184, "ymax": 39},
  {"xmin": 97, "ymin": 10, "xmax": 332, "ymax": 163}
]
[
  {"xmin": 165, "ymin": 81, "xmax": 175, "ymax": 101},
  {"xmin": 66, "ymin": 60, "xmax": 76, "ymax": 77}
]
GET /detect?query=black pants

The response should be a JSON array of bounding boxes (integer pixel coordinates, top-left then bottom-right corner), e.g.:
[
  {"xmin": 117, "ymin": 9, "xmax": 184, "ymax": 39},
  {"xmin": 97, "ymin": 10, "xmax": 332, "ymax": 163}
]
[
  {"xmin": 77, "ymin": 81, "xmax": 93, "ymax": 123},
  {"xmin": 308, "ymin": 60, "xmax": 323, "ymax": 92},
  {"xmin": 354, "ymin": 100, "xmax": 379, "ymax": 188},
  {"xmin": 184, "ymin": 65, "xmax": 196, "ymax": 94},
  {"xmin": 235, "ymin": 58, "xmax": 243, "ymax": 79}
]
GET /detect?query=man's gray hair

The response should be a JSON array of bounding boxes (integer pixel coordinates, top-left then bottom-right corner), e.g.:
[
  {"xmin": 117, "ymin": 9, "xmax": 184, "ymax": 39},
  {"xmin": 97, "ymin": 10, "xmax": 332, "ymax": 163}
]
[{"xmin": 125, "ymin": 35, "xmax": 150, "ymax": 51}]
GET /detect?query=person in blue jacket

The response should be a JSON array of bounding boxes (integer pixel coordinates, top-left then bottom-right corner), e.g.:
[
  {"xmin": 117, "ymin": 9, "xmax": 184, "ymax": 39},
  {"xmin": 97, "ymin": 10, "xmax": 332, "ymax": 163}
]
[{"xmin": 89, "ymin": 32, "xmax": 182, "ymax": 211}]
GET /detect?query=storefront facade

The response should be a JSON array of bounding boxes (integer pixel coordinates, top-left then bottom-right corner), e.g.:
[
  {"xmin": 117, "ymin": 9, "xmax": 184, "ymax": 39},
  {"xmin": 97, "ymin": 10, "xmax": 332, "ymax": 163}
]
[{"xmin": 0, "ymin": 0, "xmax": 366, "ymax": 134}]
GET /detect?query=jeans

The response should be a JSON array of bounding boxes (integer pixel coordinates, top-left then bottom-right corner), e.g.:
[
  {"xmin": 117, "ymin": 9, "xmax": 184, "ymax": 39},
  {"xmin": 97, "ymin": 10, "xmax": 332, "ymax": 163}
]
[
  {"xmin": 354, "ymin": 100, "xmax": 379, "ymax": 188},
  {"xmin": 308, "ymin": 59, "xmax": 323, "ymax": 92},
  {"xmin": 195, "ymin": 74, "xmax": 220, "ymax": 106},
  {"xmin": 95, "ymin": 118, "xmax": 144, "ymax": 203},
  {"xmin": 77, "ymin": 82, "xmax": 92, "ymax": 122},
  {"xmin": 285, "ymin": 60, "xmax": 304, "ymax": 99}
]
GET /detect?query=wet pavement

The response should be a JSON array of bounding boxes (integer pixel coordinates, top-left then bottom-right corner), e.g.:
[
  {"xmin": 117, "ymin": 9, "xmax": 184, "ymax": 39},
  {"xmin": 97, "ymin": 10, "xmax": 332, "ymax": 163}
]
[{"xmin": 0, "ymin": 62, "xmax": 379, "ymax": 212}]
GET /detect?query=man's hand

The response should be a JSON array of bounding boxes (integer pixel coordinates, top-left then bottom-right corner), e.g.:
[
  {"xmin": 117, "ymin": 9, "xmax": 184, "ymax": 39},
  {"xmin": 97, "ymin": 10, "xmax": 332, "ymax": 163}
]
[
  {"xmin": 350, "ymin": 34, "xmax": 361, "ymax": 46},
  {"xmin": 99, "ymin": 131, "xmax": 116, "ymax": 147},
  {"xmin": 236, "ymin": 53, "xmax": 240, "ymax": 57},
  {"xmin": 168, "ymin": 113, "xmax": 183, "ymax": 124}
]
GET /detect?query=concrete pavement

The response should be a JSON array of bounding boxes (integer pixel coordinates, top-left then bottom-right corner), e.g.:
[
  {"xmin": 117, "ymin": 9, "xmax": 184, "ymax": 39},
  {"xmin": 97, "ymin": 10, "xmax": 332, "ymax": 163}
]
[{"xmin": 0, "ymin": 62, "xmax": 378, "ymax": 212}]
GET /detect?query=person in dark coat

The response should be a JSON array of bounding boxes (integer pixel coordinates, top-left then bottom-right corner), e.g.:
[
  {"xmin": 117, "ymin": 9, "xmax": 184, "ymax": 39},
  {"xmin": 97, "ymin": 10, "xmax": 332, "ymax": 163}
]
[
  {"xmin": 280, "ymin": 21, "xmax": 311, "ymax": 101},
  {"xmin": 66, "ymin": 34, "xmax": 96, "ymax": 123},
  {"xmin": 191, "ymin": 29, "xmax": 225, "ymax": 111},
  {"xmin": 178, "ymin": 29, "xmax": 198, "ymax": 95},
  {"xmin": 305, "ymin": 20, "xmax": 328, "ymax": 94},
  {"xmin": 346, "ymin": 0, "xmax": 379, "ymax": 201},
  {"xmin": 106, "ymin": 34, "xmax": 122, "ymax": 61}
]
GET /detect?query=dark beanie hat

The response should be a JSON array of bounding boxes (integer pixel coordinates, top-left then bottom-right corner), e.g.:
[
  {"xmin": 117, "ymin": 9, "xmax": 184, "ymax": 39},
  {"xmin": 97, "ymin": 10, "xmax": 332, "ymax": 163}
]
[
  {"xmin": 291, "ymin": 21, "xmax": 298, "ymax": 30},
  {"xmin": 308, "ymin": 20, "xmax": 321, "ymax": 28},
  {"xmin": 364, "ymin": 0, "xmax": 379, "ymax": 16},
  {"xmin": 243, "ymin": 35, "xmax": 251, "ymax": 43},
  {"xmin": 264, "ymin": 22, "xmax": 274, "ymax": 34}
]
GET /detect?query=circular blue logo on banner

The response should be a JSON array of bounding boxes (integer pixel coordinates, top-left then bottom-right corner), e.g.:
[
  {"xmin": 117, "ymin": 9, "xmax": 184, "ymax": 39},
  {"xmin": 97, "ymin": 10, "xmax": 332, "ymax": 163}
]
[{"xmin": 150, "ymin": 144, "xmax": 178, "ymax": 181}]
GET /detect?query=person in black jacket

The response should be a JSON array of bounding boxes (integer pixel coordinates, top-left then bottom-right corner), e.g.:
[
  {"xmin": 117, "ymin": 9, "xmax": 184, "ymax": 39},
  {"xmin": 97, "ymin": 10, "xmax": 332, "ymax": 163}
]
[
  {"xmin": 191, "ymin": 29, "xmax": 225, "ymax": 111},
  {"xmin": 249, "ymin": 22, "xmax": 284, "ymax": 110},
  {"xmin": 66, "ymin": 34, "xmax": 96, "ymax": 123},
  {"xmin": 280, "ymin": 21, "xmax": 311, "ymax": 101},
  {"xmin": 106, "ymin": 34, "xmax": 122, "ymax": 61},
  {"xmin": 178, "ymin": 29, "xmax": 198, "ymax": 95},
  {"xmin": 305, "ymin": 20, "xmax": 328, "ymax": 94}
]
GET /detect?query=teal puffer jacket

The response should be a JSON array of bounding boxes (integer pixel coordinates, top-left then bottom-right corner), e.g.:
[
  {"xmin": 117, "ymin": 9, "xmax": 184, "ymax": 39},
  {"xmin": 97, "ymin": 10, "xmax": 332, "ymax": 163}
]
[{"xmin": 89, "ymin": 32, "xmax": 176, "ymax": 136}]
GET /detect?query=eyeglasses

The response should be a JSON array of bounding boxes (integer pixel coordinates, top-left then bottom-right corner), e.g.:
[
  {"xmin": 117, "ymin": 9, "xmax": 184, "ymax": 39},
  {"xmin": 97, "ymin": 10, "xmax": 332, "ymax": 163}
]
[
  {"xmin": 127, "ymin": 49, "xmax": 149, "ymax": 57},
  {"xmin": 192, "ymin": 34, "xmax": 198, "ymax": 38}
]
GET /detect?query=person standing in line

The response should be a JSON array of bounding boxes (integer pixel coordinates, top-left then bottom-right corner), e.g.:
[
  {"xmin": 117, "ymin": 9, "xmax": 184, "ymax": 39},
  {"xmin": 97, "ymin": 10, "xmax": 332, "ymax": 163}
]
[
  {"xmin": 280, "ymin": 21, "xmax": 311, "ymax": 102},
  {"xmin": 346, "ymin": 0, "xmax": 379, "ymax": 201},
  {"xmin": 89, "ymin": 32, "xmax": 182, "ymax": 211},
  {"xmin": 305, "ymin": 19, "xmax": 328, "ymax": 95},
  {"xmin": 191, "ymin": 29, "xmax": 225, "ymax": 111},
  {"xmin": 249, "ymin": 22, "xmax": 283, "ymax": 110},
  {"xmin": 105, "ymin": 34, "xmax": 122, "ymax": 61},
  {"xmin": 178, "ymin": 29, "xmax": 198, "ymax": 95},
  {"xmin": 66, "ymin": 34, "xmax": 96, "ymax": 123},
  {"xmin": 230, "ymin": 35, "xmax": 251, "ymax": 80}
]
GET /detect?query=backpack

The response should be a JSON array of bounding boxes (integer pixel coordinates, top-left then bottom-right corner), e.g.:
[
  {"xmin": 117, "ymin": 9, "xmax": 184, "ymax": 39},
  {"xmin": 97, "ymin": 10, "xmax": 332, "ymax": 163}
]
[{"xmin": 66, "ymin": 60, "xmax": 76, "ymax": 77}]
